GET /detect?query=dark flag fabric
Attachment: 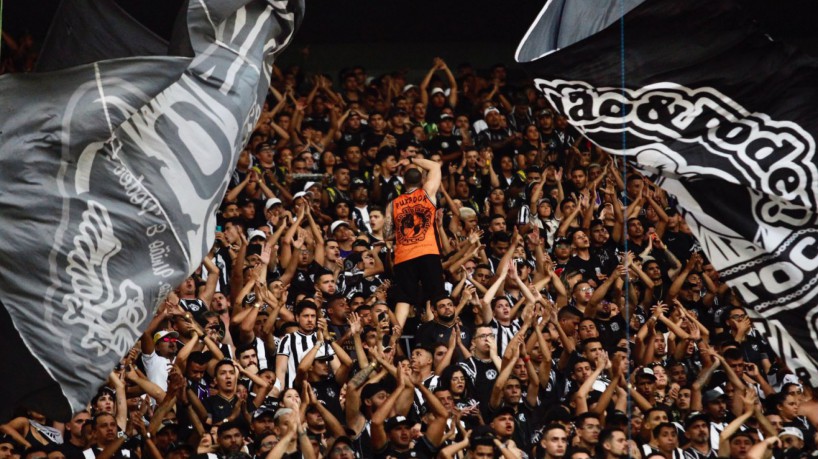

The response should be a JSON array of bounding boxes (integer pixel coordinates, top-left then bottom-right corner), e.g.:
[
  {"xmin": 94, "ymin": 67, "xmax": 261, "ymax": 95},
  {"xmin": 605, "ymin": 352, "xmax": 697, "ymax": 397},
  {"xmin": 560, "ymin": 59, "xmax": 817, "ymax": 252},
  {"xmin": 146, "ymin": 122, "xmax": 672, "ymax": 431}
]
[
  {"xmin": 0, "ymin": 0, "xmax": 303, "ymax": 420},
  {"xmin": 517, "ymin": 0, "xmax": 818, "ymax": 382},
  {"xmin": 35, "ymin": 0, "xmax": 169, "ymax": 72}
]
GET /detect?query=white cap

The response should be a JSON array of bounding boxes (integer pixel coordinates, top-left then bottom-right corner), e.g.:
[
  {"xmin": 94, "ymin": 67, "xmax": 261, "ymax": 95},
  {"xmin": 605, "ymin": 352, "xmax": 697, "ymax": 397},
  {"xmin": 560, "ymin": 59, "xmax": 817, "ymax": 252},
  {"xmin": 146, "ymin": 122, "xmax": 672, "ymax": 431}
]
[
  {"xmin": 402, "ymin": 84, "xmax": 417, "ymax": 93},
  {"xmin": 265, "ymin": 198, "xmax": 282, "ymax": 210},
  {"xmin": 431, "ymin": 87, "xmax": 445, "ymax": 96},
  {"xmin": 248, "ymin": 229, "xmax": 267, "ymax": 241},
  {"xmin": 330, "ymin": 220, "xmax": 350, "ymax": 233},
  {"xmin": 293, "ymin": 191, "xmax": 308, "ymax": 200},
  {"xmin": 484, "ymin": 106, "xmax": 500, "ymax": 118},
  {"xmin": 304, "ymin": 181, "xmax": 319, "ymax": 191},
  {"xmin": 780, "ymin": 427, "xmax": 804, "ymax": 440}
]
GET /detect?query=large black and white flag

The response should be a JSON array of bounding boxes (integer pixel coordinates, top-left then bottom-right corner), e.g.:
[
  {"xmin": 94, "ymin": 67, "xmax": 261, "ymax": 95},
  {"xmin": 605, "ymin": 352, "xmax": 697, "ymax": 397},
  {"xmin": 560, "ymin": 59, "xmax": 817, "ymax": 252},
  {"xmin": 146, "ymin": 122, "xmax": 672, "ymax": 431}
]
[
  {"xmin": 517, "ymin": 0, "xmax": 818, "ymax": 381},
  {"xmin": 0, "ymin": 0, "xmax": 302, "ymax": 420}
]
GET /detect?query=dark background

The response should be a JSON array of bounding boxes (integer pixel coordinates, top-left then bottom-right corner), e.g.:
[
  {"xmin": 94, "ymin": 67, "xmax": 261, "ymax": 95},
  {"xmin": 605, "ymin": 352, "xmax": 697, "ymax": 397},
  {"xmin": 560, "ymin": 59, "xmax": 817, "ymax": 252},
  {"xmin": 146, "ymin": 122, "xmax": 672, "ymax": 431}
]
[{"xmin": 4, "ymin": 0, "xmax": 818, "ymax": 78}]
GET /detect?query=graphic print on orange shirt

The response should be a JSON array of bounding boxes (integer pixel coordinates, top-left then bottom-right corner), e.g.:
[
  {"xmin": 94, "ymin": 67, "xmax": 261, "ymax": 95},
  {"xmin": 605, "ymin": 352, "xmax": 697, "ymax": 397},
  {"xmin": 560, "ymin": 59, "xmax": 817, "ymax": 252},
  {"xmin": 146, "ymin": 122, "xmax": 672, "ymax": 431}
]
[{"xmin": 396, "ymin": 203, "xmax": 433, "ymax": 245}]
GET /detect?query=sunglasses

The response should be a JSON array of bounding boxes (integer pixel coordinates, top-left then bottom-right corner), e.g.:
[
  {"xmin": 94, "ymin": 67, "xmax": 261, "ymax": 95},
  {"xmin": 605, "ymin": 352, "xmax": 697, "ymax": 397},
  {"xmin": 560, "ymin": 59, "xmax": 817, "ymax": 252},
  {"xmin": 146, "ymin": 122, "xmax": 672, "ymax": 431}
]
[{"xmin": 160, "ymin": 337, "xmax": 177, "ymax": 343}]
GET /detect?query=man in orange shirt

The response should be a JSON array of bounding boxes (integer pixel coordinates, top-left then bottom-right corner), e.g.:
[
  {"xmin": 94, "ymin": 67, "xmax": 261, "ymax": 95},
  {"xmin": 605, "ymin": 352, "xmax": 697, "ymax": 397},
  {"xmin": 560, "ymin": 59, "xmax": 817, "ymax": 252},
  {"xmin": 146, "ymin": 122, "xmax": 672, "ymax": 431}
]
[{"xmin": 384, "ymin": 153, "xmax": 443, "ymax": 328}]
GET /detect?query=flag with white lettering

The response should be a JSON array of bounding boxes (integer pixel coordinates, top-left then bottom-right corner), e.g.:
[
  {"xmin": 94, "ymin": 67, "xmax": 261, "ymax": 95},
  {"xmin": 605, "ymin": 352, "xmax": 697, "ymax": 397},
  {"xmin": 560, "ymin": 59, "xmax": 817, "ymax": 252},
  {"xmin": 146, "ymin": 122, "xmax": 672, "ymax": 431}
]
[
  {"xmin": 0, "ymin": 0, "xmax": 302, "ymax": 420},
  {"xmin": 517, "ymin": 0, "xmax": 818, "ymax": 382}
]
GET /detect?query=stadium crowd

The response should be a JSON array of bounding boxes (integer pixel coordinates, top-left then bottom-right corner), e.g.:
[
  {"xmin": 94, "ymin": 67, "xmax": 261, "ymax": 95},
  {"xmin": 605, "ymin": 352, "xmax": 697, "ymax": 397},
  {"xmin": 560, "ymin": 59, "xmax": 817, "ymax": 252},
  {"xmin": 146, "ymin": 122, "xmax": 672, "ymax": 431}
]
[{"xmin": 2, "ymin": 50, "xmax": 818, "ymax": 459}]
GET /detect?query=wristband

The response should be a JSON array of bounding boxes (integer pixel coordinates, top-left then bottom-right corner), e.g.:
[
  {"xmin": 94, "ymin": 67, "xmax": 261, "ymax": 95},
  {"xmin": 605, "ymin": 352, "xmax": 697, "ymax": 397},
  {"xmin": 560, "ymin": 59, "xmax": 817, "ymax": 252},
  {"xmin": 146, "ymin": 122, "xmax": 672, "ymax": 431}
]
[{"xmin": 523, "ymin": 356, "xmax": 531, "ymax": 363}]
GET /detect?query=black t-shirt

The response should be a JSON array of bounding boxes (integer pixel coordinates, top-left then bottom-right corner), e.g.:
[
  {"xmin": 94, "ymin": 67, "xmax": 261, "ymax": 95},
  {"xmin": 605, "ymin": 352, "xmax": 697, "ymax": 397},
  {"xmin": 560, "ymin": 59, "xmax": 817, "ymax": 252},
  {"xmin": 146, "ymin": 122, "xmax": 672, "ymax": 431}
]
[
  {"xmin": 60, "ymin": 442, "xmax": 86, "ymax": 459},
  {"xmin": 425, "ymin": 133, "xmax": 462, "ymax": 156},
  {"xmin": 180, "ymin": 298, "xmax": 209, "ymax": 324},
  {"xmin": 374, "ymin": 435, "xmax": 438, "ymax": 459},
  {"xmin": 565, "ymin": 254, "xmax": 604, "ymax": 284},
  {"xmin": 203, "ymin": 394, "xmax": 238, "ymax": 421},
  {"xmin": 663, "ymin": 229, "xmax": 696, "ymax": 264},
  {"xmin": 590, "ymin": 239, "xmax": 620, "ymax": 276},
  {"xmin": 311, "ymin": 375, "xmax": 344, "ymax": 425},
  {"xmin": 594, "ymin": 314, "xmax": 628, "ymax": 350},
  {"xmin": 290, "ymin": 261, "xmax": 325, "ymax": 297},
  {"xmin": 458, "ymin": 357, "xmax": 498, "ymax": 407},
  {"xmin": 414, "ymin": 321, "xmax": 472, "ymax": 352}
]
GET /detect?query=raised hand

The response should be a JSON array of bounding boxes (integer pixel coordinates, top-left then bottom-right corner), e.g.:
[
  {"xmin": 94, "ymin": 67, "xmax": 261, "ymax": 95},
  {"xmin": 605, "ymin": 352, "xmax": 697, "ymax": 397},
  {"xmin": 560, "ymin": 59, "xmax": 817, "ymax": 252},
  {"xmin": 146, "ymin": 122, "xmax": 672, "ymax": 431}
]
[{"xmin": 347, "ymin": 312, "xmax": 362, "ymax": 334}]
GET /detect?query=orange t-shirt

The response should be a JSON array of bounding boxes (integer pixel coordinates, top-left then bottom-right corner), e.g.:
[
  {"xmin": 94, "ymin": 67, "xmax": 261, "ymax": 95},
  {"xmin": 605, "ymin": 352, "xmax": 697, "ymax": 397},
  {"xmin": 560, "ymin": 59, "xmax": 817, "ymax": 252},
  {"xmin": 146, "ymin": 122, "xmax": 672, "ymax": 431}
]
[{"xmin": 392, "ymin": 188, "xmax": 439, "ymax": 264}]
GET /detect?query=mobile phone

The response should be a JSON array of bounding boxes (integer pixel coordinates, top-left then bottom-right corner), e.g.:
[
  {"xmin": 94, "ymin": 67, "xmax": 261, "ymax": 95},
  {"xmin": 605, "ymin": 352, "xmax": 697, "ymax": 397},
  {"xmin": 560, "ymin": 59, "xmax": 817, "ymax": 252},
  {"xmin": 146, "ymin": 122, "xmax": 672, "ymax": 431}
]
[
  {"xmin": 377, "ymin": 311, "xmax": 387, "ymax": 323},
  {"xmin": 216, "ymin": 225, "xmax": 223, "ymax": 232}
]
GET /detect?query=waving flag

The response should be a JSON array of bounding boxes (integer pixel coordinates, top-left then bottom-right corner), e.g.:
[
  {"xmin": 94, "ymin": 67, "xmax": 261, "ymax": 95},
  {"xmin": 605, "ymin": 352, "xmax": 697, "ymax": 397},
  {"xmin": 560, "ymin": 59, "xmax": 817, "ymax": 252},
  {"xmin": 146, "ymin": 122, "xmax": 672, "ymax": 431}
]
[
  {"xmin": 517, "ymin": 0, "xmax": 818, "ymax": 381},
  {"xmin": 0, "ymin": 0, "xmax": 302, "ymax": 420}
]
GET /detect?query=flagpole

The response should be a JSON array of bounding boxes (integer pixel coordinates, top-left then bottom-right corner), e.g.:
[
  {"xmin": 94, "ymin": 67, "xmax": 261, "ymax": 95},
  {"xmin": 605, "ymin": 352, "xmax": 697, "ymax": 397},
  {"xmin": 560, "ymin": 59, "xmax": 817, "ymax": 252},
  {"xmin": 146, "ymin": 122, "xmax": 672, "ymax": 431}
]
[{"xmin": 618, "ymin": 0, "xmax": 633, "ymax": 447}]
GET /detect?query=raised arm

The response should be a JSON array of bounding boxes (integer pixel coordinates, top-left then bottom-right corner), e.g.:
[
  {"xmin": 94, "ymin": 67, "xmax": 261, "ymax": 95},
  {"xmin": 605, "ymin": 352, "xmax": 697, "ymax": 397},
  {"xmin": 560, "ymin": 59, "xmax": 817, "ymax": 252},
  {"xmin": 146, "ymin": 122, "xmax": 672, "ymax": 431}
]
[{"xmin": 370, "ymin": 369, "xmax": 406, "ymax": 450}]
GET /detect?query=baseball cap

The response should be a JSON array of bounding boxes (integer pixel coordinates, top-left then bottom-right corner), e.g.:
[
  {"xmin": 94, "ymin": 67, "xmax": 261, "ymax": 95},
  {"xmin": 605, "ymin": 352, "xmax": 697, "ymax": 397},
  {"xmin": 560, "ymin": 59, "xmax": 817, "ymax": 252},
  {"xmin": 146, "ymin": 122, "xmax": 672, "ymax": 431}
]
[
  {"xmin": 439, "ymin": 113, "xmax": 454, "ymax": 121},
  {"xmin": 402, "ymin": 84, "xmax": 417, "ymax": 93},
  {"xmin": 484, "ymin": 106, "xmax": 500, "ymax": 118},
  {"xmin": 636, "ymin": 367, "xmax": 657, "ymax": 381},
  {"xmin": 703, "ymin": 387, "xmax": 727, "ymax": 404},
  {"xmin": 153, "ymin": 330, "xmax": 179, "ymax": 344},
  {"xmin": 253, "ymin": 408, "xmax": 276, "ymax": 420},
  {"xmin": 331, "ymin": 220, "xmax": 350, "ymax": 233},
  {"xmin": 385, "ymin": 416, "xmax": 413, "ymax": 431},
  {"xmin": 293, "ymin": 191, "xmax": 308, "ymax": 200},
  {"xmin": 779, "ymin": 427, "xmax": 804, "ymax": 440},
  {"xmin": 537, "ymin": 109, "xmax": 554, "ymax": 118},
  {"xmin": 389, "ymin": 107, "xmax": 407, "ymax": 118},
  {"xmin": 553, "ymin": 236, "xmax": 571, "ymax": 247},
  {"xmin": 157, "ymin": 419, "xmax": 178, "ymax": 433},
  {"xmin": 314, "ymin": 345, "xmax": 334, "ymax": 362},
  {"xmin": 329, "ymin": 436, "xmax": 354, "ymax": 453},
  {"xmin": 361, "ymin": 383, "xmax": 388, "ymax": 400},
  {"xmin": 684, "ymin": 411, "xmax": 708, "ymax": 428},
  {"xmin": 430, "ymin": 87, "xmax": 445, "ymax": 96},
  {"xmin": 273, "ymin": 408, "xmax": 293, "ymax": 421},
  {"xmin": 248, "ymin": 229, "xmax": 267, "ymax": 241},
  {"xmin": 265, "ymin": 198, "xmax": 282, "ymax": 210}
]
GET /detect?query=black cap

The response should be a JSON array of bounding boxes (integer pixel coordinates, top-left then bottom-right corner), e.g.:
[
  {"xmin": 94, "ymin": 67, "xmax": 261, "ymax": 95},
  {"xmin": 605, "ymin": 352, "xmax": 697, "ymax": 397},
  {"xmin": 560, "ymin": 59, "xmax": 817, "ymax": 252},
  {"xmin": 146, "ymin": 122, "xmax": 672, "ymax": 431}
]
[
  {"xmin": 553, "ymin": 236, "xmax": 571, "ymax": 247},
  {"xmin": 384, "ymin": 416, "xmax": 413, "ymax": 431},
  {"xmin": 361, "ymin": 382, "xmax": 387, "ymax": 400},
  {"xmin": 685, "ymin": 411, "xmax": 708, "ymax": 428},
  {"xmin": 489, "ymin": 405, "xmax": 516, "ymax": 420}
]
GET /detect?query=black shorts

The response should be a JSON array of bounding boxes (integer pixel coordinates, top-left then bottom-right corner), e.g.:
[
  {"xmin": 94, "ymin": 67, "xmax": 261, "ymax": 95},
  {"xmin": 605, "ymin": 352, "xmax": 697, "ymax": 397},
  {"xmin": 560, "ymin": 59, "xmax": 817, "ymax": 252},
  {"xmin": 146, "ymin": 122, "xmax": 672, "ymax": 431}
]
[{"xmin": 392, "ymin": 254, "xmax": 445, "ymax": 307}]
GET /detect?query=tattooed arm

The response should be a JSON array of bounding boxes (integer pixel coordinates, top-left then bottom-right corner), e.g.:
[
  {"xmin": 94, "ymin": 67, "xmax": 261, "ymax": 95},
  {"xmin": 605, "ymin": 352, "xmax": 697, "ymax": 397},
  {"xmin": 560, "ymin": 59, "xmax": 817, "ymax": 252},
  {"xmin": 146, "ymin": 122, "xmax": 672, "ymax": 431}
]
[{"xmin": 384, "ymin": 201, "xmax": 395, "ymax": 242}]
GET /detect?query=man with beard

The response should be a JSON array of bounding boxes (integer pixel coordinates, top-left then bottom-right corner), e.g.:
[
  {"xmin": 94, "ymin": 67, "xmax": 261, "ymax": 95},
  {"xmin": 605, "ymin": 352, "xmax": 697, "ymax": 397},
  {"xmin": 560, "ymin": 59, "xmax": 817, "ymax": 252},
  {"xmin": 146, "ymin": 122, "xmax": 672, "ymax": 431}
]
[
  {"xmin": 276, "ymin": 301, "xmax": 329, "ymax": 390},
  {"xmin": 683, "ymin": 412, "xmax": 717, "ymax": 459},
  {"xmin": 200, "ymin": 422, "xmax": 247, "ymax": 459},
  {"xmin": 599, "ymin": 428, "xmax": 629, "ymax": 459},
  {"xmin": 415, "ymin": 296, "xmax": 472, "ymax": 353},
  {"xmin": 349, "ymin": 179, "xmax": 371, "ymax": 232},
  {"xmin": 588, "ymin": 219, "xmax": 620, "ymax": 277},
  {"xmin": 249, "ymin": 409, "xmax": 276, "ymax": 446},
  {"xmin": 700, "ymin": 388, "xmax": 729, "ymax": 451}
]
